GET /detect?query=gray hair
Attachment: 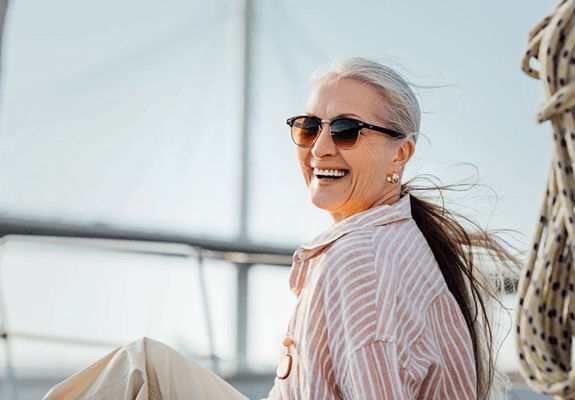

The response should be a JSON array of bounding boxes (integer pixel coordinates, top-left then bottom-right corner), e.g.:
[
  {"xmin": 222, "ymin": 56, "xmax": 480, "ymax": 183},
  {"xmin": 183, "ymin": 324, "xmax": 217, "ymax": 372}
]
[{"xmin": 311, "ymin": 57, "xmax": 421, "ymax": 143}]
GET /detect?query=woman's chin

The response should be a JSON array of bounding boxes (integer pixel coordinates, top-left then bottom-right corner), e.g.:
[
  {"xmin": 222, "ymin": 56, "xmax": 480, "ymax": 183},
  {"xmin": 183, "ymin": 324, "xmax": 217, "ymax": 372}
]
[
  {"xmin": 308, "ymin": 179, "xmax": 347, "ymax": 209},
  {"xmin": 309, "ymin": 195, "xmax": 341, "ymax": 214},
  {"xmin": 309, "ymin": 193, "xmax": 352, "ymax": 221}
]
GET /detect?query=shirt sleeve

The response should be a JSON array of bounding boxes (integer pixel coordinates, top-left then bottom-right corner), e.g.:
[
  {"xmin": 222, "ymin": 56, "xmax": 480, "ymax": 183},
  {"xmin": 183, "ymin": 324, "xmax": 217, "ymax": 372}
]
[
  {"xmin": 338, "ymin": 293, "xmax": 477, "ymax": 400},
  {"xmin": 341, "ymin": 340, "xmax": 413, "ymax": 400}
]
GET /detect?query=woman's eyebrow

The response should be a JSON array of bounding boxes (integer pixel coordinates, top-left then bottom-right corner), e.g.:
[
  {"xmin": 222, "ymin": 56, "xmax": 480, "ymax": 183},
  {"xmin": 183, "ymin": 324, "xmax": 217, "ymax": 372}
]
[
  {"xmin": 336, "ymin": 112, "xmax": 362, "ymax": 119},
  {"xmin": 302, "ymin": 112, "xmax": 364, "ymax": 120}
]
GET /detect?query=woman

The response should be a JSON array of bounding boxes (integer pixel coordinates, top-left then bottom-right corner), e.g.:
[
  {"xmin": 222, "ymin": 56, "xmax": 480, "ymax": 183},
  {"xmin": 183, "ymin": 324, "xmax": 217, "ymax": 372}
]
[
  {"xmin": 44, "ymin": 58, "xmax": 513, "ymax": 400},
  {"xmin": 270, "ymin": 58, "xmax": 503, "ymax": 399}
]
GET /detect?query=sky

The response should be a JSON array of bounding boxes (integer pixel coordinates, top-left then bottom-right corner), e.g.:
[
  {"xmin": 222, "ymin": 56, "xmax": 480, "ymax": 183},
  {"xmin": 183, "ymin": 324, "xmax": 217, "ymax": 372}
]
[{"xmin": 0, "ymin": 0, "xmax": 559, "ymax": 385}]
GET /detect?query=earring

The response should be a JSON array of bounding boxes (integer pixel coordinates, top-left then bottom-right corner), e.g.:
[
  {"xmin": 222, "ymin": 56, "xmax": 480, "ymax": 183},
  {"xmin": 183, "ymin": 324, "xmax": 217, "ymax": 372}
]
[{"xmin": 386, "ymin": 173, "xmax": 399, "ymax": 184}]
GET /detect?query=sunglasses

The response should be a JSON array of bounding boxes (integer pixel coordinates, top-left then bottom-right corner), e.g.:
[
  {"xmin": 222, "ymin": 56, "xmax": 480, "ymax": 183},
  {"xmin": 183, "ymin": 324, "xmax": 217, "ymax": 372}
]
[{"xmin": 286, "ymin": 115, "xmax": 404, "ymax": 149}]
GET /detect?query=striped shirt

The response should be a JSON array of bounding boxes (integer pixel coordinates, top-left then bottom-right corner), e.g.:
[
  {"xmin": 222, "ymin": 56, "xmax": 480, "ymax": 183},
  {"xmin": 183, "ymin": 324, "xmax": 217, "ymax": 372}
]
[{"xmin": 266, "ymin": 195, "xmax": 476, "ymax": 399}]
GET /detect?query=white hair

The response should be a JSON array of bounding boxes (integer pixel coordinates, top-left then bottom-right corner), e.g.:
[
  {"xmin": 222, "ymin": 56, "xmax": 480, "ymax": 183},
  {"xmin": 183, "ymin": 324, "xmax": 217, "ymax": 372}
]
[{"xmin": 311, "ymin": 57, "xmax": 421, "ymax": 143}]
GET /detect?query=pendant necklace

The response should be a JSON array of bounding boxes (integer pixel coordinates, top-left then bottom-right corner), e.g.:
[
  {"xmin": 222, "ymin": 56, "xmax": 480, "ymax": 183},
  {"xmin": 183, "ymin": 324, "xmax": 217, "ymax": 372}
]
[{"xmin": 276, "ymin": 332, "xmax": 293, "ymax": 380}]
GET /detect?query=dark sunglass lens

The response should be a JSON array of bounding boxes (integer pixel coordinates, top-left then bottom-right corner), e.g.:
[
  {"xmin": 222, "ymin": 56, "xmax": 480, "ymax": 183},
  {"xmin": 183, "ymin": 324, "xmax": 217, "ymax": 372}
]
[
  {"xmin": 330, "ymin": 119, "xmax": 360, "ymax": 149},
  {"xmin": 291, "ymin": 117, "xmax": 320, "ymax": 146}
]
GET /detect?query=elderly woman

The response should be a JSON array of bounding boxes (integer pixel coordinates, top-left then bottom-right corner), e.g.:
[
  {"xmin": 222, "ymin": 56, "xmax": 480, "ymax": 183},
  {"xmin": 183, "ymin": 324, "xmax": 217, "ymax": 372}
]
[
  {"xmin": 44, "ymin": 58, "xmax": 511, "ymax": 400},
  {"xmin": 271, "ymin": 58, "xmax": 488, "ymax": 399}
]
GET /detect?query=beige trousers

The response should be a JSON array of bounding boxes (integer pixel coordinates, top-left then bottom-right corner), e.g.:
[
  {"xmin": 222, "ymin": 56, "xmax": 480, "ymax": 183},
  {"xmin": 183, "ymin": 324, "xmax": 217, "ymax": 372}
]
[{"xmin": 42, "ymin": 337, "xmax": 249, "ymax": 400}]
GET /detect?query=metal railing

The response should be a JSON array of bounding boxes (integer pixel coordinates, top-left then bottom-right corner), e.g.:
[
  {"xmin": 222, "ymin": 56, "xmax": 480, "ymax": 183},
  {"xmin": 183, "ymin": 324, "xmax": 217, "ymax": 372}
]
[{"xmin": 0, "ymin": 218, "xmax": 295, "ymax": 400}]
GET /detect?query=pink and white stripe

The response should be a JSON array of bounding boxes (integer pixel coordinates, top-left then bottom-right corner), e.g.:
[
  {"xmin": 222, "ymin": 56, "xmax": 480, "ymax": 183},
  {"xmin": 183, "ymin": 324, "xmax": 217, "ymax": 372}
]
[{"xmin": 266, "ymin": 195, "xmax": 476, "ymax": 399}]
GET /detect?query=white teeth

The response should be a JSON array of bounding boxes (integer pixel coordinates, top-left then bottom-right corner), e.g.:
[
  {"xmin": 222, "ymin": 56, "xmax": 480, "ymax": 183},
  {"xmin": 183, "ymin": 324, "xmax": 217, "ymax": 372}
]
[{"xmin": 314, "ymin": 168, "xmax": 347, "ymax": 177}]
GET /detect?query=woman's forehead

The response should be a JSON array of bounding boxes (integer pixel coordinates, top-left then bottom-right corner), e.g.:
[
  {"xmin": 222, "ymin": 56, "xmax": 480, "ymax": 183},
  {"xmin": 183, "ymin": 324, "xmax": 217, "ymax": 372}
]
[{"xmin": 305, "ymin": 78, "xmax": 391, "ymax": 122}]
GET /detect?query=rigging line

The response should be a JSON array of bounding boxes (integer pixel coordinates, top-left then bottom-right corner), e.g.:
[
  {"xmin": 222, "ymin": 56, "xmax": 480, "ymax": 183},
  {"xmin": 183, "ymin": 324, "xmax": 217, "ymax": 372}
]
[{"xmin": 516, "ymin": 0, "xmax": 575, "ymax": 398}]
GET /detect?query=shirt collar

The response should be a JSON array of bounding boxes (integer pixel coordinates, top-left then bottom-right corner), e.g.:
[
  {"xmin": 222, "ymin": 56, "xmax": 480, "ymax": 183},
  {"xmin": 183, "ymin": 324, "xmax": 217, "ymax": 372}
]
[{"xmin": 293, "ymin": 195, "xmax": 413, "ymax": 263}]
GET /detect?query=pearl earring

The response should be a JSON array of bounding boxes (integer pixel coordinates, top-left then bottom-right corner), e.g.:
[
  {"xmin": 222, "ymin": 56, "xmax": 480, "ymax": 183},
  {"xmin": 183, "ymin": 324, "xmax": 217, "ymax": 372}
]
[{"xmin": 386, "ymin": 173, "xmax": 399, "ymax": 184}]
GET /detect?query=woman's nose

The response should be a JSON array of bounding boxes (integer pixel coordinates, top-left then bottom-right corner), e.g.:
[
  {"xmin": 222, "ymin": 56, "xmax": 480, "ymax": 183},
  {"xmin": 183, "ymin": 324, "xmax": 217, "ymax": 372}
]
[{"xmin": 311, "ymin": 124, "xmax": 338, "ymax": 158}]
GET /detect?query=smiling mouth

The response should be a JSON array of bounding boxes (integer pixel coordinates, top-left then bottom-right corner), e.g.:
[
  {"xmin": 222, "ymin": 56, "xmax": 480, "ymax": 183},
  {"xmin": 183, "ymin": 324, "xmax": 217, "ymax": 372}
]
[{"xmin": 313, "ymin": 168, "xmax": 349, "ymax": 180}]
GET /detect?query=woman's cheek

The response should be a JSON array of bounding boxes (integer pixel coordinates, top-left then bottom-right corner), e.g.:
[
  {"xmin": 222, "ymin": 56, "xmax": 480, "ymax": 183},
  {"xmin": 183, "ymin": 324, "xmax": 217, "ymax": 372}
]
[{"xmin": 296, "ymin": 153, "xmax": 312, "ymax": 185}]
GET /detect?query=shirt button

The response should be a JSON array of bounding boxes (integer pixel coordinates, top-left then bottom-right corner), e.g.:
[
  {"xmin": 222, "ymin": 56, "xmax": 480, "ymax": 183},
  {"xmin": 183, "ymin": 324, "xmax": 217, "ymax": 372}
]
[{"xmin": 297, "ymin": 252, "xmax": 306, "ymax": 260}]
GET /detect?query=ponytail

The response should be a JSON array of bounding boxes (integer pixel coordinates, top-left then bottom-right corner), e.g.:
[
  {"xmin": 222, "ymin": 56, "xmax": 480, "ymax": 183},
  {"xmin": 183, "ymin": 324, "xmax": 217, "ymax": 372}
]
[{"xmin": 402, "ymin": 182, "xmax": 519, "ymax": 400}]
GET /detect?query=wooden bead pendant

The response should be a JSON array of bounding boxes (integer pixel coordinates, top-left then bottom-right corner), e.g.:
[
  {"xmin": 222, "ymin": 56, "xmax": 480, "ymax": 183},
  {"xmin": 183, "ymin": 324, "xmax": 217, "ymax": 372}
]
[{"xmin": 277, "ymin": 336, "xmax": 293, "ymax": 380}]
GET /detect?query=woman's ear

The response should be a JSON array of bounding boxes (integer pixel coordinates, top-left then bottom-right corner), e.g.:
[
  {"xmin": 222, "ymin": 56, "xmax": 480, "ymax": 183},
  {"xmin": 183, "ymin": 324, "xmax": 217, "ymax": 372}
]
[{"xmin": 392, "ymin": 139, "xmax": 415, "ymax": 171}]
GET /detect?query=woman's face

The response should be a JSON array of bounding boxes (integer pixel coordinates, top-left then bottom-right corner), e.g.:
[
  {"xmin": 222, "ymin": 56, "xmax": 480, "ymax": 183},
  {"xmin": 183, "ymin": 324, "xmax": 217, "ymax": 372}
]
[{"xmin": 296, "ymin": 78, "xmax": 414, "ymax": 223}]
